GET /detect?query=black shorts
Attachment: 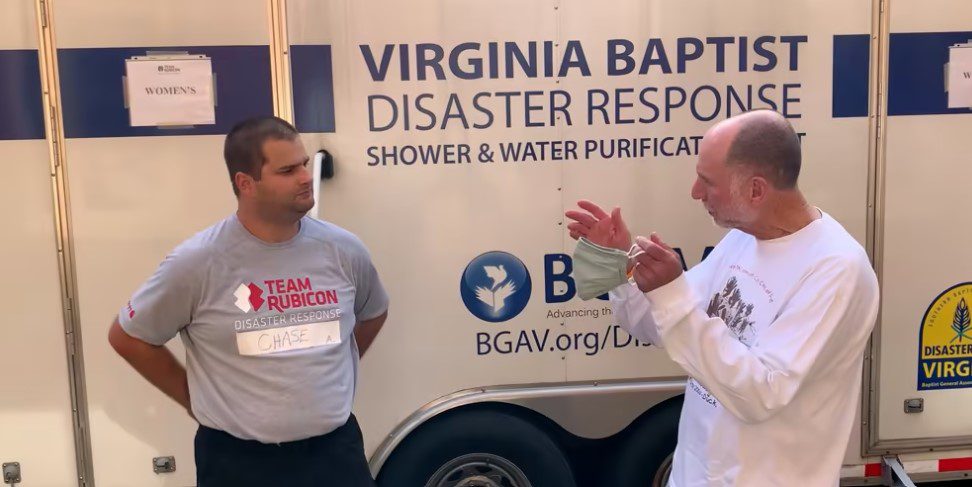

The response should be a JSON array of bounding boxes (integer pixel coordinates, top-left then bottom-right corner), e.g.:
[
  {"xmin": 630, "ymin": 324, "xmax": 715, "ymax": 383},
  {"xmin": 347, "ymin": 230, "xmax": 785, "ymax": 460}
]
[{"xmin": 194, "ymin": 414, "xmax": 376, "ymax": 487}]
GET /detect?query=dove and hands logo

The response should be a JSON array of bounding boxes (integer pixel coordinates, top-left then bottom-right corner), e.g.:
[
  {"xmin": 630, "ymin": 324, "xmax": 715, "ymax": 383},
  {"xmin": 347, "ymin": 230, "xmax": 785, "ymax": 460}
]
[
  {"xmin": 476, "ymin": 265, "xmax": 517, "ymax": 313},
  {"xmin": 460, "ymin": 251, "xmax": 531, "ymax": 322}
]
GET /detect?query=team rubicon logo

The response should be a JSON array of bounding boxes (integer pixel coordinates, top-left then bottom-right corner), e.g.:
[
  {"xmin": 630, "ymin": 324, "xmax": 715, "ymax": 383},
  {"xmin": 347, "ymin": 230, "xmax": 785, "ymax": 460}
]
[
  {"xmin": 234, "ymin": 283, "xmax": 265, "ymax": 312},
  {"xmin": 233, "ymin": 278, "xmax": 338, "ymax": 313}
]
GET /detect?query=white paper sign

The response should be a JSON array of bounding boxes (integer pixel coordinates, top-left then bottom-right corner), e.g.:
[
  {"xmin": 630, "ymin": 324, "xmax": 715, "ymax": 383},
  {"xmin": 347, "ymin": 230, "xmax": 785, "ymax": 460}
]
[
  {"xmin": 947, "ymin": 45, "xmax": 972, "ymax": 108},
  {"xmin": 125, "ymin": 56, "xmax": 215, "ymax": 126}
]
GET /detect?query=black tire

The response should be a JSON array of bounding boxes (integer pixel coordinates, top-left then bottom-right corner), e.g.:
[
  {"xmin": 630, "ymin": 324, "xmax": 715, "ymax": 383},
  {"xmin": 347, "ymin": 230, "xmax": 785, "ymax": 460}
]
[
  {"xmin": 377, "ymin": 408, "xmax": 576, "ymax": 487},
  {"xmin": 600, "ymin": 396, "xmax": 683, "ymax": 487}
]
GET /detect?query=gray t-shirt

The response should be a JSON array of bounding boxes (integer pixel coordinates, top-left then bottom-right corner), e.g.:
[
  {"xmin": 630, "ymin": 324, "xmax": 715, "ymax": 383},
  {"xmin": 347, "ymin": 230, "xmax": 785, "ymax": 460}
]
[{"xmin": 119, "ymin": 214, "xmax": 389, "ymax": 443}]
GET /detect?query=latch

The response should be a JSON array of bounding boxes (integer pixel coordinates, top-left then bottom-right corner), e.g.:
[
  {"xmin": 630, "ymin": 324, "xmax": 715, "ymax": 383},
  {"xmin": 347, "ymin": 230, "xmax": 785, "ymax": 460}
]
[
  {"xmin": 2, "ymin": 462, "xmax": 20, "ymax": 485},
  {"xmin": 903, "ymin": 398, "xmax": 924, "ymax": 413},
  {"xmin": 153, "ymin": 456, "xmax": 176, "ymax": 474}
]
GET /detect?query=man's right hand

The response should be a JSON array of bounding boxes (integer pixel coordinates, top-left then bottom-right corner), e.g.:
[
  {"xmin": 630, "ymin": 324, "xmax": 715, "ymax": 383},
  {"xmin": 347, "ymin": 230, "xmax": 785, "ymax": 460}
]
[
  {"xmin": 631, "ymin": 233, "xmax": 683, "ymax": 293},
  {"xmin": 565, "ymin": 200, "xmax": 632, "ymax": 251}
]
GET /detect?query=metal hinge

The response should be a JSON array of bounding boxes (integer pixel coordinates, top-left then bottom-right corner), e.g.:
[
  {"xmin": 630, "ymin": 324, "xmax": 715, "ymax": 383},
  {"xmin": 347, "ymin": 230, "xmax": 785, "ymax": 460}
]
[
  {"xmin": 65, "ymin": 330, "xmax": 76, "ymax": 357},
  {"xmin": 38, "ymin": 0, "xmax": 48, "ymax": 28},
  {"xmin": 50, "ymin": 110, "xmax": 61, "ymax": 169}
]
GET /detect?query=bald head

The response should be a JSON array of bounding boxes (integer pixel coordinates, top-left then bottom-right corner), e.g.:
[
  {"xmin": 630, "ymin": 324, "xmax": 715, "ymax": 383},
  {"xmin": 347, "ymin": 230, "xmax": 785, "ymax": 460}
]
[{"xmin": 715, "ymin": 110, "xmax": 802, "ymax": 190}]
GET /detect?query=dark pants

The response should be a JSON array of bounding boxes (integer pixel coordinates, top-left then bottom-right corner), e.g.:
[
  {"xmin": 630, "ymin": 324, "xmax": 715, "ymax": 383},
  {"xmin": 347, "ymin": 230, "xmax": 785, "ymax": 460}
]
[{"xmin": 194, "ymin": 414, "xmax": 376, "ymax": 487}]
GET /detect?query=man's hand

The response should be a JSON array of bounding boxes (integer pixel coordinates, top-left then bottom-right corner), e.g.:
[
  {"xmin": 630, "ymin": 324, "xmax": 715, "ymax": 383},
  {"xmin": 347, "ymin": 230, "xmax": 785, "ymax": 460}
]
[
  {"xmin": 565, "ymin": 200, "xmax": 632, "ymax": 251},
  {"xmin": 631, "ymin": 233, "xmax": 683, "ymax": 293}
]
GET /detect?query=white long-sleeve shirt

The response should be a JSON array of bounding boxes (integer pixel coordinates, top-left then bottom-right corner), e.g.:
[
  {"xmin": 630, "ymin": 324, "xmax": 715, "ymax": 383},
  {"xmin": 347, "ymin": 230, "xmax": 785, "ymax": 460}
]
[{"xmin": 610, "ymin": 212, "xmax": 879, "ymax": 486}]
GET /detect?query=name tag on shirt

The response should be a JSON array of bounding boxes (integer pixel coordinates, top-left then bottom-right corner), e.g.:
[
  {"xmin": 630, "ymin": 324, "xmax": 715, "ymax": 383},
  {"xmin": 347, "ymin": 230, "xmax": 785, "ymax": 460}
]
[{"xmin": 236, "ymin": 321, "xmax": 341, "ymax": 356}]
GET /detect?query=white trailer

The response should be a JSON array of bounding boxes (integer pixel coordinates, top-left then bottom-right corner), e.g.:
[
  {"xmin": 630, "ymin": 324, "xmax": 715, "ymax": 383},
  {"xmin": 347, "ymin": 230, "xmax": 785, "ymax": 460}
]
[{"xmin": 1, "ymin": 0, "xmax": 971, "ymax": 485}]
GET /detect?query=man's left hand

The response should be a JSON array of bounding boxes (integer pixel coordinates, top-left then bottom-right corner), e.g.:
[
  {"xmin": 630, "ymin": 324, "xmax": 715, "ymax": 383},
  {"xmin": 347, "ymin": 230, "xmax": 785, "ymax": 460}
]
[{"xmin": 631, "ymin": 233, "xmax": 683, "ymax": 293}]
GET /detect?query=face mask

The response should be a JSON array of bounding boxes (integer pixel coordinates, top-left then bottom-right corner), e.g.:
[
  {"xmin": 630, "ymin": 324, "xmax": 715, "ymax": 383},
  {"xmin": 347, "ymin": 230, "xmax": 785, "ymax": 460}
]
[{"xmin": 572, "ymin": 237, "xmax": 644, "ymax": 300}]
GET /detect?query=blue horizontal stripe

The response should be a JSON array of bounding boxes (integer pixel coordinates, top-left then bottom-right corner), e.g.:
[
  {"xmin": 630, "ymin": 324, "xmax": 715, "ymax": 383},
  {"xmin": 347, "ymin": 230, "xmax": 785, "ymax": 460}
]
[
  {"xmin": 888, "ymin": 31, "xmax": 972, "ymax": 116},
  {"xmin": 832, "ymin": 34, "xmax": 871, "ymax": 118},
  {"xmin": 0, "ymin": 50, "xmax": 45, "ymax": 140},
  {"xmin": 291, "ymin": 45, "xmax": 336, "ymax": 133}
]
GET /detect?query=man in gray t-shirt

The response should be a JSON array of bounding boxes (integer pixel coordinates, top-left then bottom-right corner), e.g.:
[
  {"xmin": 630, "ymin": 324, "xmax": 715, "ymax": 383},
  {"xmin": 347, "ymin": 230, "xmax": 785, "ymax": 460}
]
[{"xmin": 109, "ymin": 116, "xmax": 389, "ymax": 487}]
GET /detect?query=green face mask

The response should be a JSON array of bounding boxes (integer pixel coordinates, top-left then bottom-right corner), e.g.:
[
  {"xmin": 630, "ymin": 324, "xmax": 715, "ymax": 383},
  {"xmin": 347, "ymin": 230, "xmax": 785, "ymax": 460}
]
[{"xmin": 572, "ymin": 237, "xmax": 644, "ymax": 300}]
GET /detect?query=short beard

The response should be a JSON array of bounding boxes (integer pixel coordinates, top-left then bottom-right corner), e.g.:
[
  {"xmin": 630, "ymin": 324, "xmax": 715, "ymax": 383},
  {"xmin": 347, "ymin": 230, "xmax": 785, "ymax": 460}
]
[{"xmin": 719, "ymin": 182, "xmax": 757, "ymax": 229}]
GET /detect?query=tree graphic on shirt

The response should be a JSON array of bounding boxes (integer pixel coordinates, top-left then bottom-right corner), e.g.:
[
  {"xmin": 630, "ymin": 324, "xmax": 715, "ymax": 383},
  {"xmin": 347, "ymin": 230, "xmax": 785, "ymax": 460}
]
[{"xmin": 707, "ymin": 277, "xmax": 756, "ymax": 345}]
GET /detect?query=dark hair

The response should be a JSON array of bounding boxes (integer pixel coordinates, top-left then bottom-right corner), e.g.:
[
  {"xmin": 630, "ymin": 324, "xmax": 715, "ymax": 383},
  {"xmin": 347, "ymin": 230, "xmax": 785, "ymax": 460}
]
[
  {"xmin": 725, "ymin": 110, "xmax": 801, "ymax": 189},
  {"xmin": 223, "ymin": 116, "xmax": 299, "ymax": 196}
]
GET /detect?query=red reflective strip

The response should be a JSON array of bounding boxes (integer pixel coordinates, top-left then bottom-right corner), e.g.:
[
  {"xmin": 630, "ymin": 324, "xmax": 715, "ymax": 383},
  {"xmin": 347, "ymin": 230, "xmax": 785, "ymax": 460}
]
[
  {"xmin": 940, "ymin": 457, "xmax": 972, "ymax": 472},
  {"xmin": 864, "ymin": 463, "xmax": 883, "ymax": 477}
]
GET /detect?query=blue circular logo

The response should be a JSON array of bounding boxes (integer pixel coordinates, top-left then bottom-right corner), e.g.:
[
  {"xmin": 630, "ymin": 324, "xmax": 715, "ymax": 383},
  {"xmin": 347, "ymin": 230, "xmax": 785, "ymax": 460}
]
[{"xmin": 460, "ymin": 251, "xmax": 532, "ymax": 323}]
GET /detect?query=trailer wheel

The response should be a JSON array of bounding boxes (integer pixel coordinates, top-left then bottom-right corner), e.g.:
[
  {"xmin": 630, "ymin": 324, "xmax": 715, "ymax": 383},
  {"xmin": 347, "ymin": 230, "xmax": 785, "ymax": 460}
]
[
  {"xmin": 377, "ymin": 408, "xmax": 575, "ymax": 487},
  {"xmin": 600, "ymin": 396, "xmax": 682, "ymax": 487}
]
